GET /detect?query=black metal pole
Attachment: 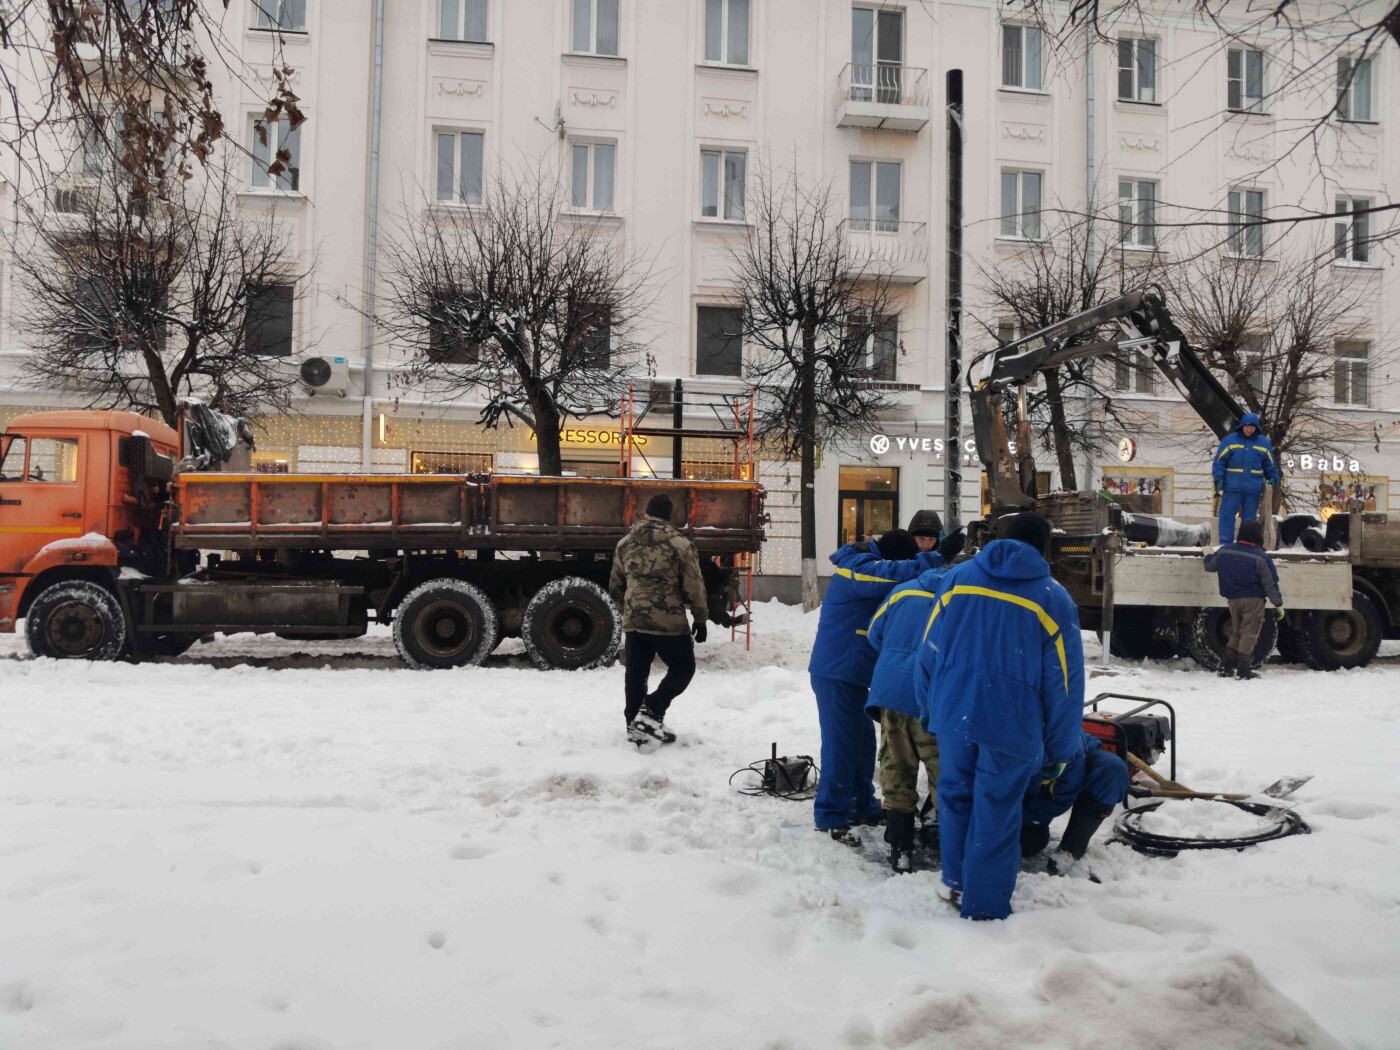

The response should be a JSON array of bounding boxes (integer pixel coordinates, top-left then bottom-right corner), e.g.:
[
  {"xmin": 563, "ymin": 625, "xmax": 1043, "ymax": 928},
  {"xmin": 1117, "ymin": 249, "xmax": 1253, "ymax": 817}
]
[
  {"xmin": 672, "ymin": 378, "xmax": 683, "ymax": 479},
  {"xmin": 945, "ymin": 69, "xmax": 964, "ymax": 531}
]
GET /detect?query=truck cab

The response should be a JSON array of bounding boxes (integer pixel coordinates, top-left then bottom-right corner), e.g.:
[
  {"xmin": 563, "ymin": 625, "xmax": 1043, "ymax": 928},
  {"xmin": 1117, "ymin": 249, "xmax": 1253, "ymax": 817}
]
[{"xmin": 0, "ymin": 410, "xmax": 177, "ymax": 640}]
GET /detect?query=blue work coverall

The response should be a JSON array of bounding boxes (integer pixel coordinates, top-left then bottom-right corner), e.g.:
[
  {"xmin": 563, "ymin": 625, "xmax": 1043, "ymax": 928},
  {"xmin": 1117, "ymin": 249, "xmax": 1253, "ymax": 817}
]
[
  {"xmin": 916, "ymin": 539, "xmax": 1084, "ymax": 920},
  {"xmin": 1213, "ymin": 413, "xmax": 1279, "ymax": 543},
  {"xmin": 1022, "ymin": 731, "xmax": 1129, "ymax": 828},
  {"xmin": 808, "ymin": 541, "xmax": 940, "ymax": 831},
  {"xmin": 864, "ymin": 565, "xmax": 950, "ymax": 719}
]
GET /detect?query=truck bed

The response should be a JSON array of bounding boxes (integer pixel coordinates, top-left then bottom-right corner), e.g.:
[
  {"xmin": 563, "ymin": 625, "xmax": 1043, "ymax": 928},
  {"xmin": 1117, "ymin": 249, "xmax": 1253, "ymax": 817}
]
[
  {"xmin": 1110, "ymin": 547, "xmax": 1353, "ymax": 611},
  {"xmin": 172, "ymin": 472, "xmax": 765, "ymax": 554}
]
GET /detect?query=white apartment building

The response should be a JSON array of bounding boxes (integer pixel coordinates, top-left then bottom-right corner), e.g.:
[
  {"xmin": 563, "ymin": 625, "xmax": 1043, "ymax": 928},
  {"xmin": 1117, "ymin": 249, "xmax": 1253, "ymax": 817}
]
[{"xmin": 0, "ymin": 0, "xmax": 1394, "ymax": 594}]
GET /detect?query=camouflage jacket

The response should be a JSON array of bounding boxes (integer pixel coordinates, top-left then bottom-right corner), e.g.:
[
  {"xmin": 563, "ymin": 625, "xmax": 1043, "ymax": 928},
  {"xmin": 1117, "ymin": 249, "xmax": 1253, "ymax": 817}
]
[{"xmin": 609, "ymin": 516, "xmax": 709, "ymax": 635}]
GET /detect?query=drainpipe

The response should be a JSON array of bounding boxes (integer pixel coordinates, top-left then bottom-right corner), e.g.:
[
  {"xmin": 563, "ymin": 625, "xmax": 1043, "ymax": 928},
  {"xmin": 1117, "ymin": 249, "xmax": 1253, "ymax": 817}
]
[{"xmin": 361, "ymin": 0, "xmax": 386, "ymax": 472}]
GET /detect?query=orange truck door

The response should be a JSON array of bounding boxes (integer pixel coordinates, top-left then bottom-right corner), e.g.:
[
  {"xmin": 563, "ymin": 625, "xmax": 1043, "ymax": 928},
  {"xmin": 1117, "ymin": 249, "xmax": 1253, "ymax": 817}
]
[{"xmin": 0, "ymin": 432, "xmax": 88, "ymax": 575}]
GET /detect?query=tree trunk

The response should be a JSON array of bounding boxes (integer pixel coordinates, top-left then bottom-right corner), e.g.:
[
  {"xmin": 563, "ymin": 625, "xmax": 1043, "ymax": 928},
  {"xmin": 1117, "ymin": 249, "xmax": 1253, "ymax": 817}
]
[
  {"xmin": 143, "ymin": 345, "xmax": 179, "ymax": 427},
  {"xmin": 799, "ymin": 328, "xmax": 819, "ymax": 612},
  {"xmin": 1043, "ymin": 368, "xmax": 1079, "ymax": 491},
  {"xmin": 531, "ymin": 391, "xmax": 564, "ymax": 477}
]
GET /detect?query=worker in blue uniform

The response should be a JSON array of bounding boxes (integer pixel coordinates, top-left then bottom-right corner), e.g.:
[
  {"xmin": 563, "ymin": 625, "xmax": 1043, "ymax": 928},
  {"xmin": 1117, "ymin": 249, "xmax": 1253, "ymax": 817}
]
[
  {"xmin": 916, "ymin": 513, "xmax": 1084, "ymax": 920},
  {"xmin": 808, "ymin": 528, "xmax": 940, "ymax": 844},
  {"xmin": 1213, "ymin": 412, "xmax": 1279, "ymax": 543},
  {"xmin": 1020, "ymin": 731, "xmax": 1129, "ymax": 873}
]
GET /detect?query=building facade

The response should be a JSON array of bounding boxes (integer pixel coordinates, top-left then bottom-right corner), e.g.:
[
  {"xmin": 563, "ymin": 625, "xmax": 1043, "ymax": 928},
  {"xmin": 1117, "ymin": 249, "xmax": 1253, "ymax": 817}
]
[{"xmin": 0, "ymin": 0, "xmax": 1395, "ymax": 592}]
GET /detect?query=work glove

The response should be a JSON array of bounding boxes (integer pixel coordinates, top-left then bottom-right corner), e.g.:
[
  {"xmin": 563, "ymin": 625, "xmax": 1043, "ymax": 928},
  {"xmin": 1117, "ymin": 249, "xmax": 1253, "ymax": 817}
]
[
  {"xmin": 939, "ymin": 527, "xmax": 967, "ymax": 562},
  {"xmin": 1213, "ymin": 479, "xmax": 1222, "ymax": 495},
  {"xmin": 1275, "ymin": 607, "xmax": 1286, "ymax": 622},
  {"xmin": 692, "ymin": 619, "xmax": 708, "ymax": 644},
  {"xmin": 1039, "ymin": 760, "xmax": 1067, "ymax": 790}
]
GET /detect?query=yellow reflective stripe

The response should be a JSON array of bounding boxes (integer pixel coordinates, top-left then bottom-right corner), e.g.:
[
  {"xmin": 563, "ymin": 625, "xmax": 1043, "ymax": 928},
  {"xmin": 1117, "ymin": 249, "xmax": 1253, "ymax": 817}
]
[
  {"xmin": 1055, "ymin": 636, "xmax": 1069, "ymax": 694},
  {"xmin": 835, "ymin": 566, "xmax": 896, "ymax": 584},
  {"xmin": 1251, "ymin": 445, "xmax": 1270, "ymax": 453},
  {"xmin": 869, "ymin": 588, "xmax": 937, "ymax": 628},
  {"xmin": 1226, "ymin": 468, "xmax": 1245, "ymax": 473},
  {"xmin": 855, "ymin": 629, "xmax": 868, "ymax": 636},
  {"xmin": 921, "ymin": 595, "xmax": 948, "ymax": 642},
  {"xmin": 1250, "ymin": 469, "xmax": 1263, "ymax": 474},
  {"xmin": 0, "ymin": 525, "xmax": 82, "ymax": 535},
  {"xmin": 1217, "ymin": 443, "xmax": 1244, "ymax": 460},
  {"xmin": 921, "ymin": 585, "xmax": 1070, "ymax": 693}
]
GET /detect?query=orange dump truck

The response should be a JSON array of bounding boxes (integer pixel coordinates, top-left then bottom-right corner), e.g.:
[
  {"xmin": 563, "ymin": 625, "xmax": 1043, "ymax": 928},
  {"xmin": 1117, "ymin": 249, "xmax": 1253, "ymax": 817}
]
[{"xmin": 0, "ymin": 409, "xmax": 766, "ymax": 669}]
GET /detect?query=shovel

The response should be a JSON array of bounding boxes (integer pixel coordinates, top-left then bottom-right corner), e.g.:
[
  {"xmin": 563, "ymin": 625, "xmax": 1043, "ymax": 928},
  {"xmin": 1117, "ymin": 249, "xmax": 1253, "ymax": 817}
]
[{"xmin": 1128, "ymin": 753, "xmax": 1312, "ymax": 801}]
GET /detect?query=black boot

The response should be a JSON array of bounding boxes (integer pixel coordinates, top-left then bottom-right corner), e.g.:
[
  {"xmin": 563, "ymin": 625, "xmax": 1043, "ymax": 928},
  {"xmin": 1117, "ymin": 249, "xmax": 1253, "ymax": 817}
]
[
  {"xmin": 885, "ymin": 810, "xmax": 916, "ymax": 873},
  {"xmin": 1020, "ymin": 821, "xmax": 1051, "ymax": 858},
  {"xmin": 1237, "ymin": 657, "xmax": 1260, "ymax": 681},
  {"xmin": 1057, "ymin": 795, "xmax": 1112, "ymax": 860},
  {"xmin": 1217, "ymin": 651, "xmax": 1236, "ymax": 678}
]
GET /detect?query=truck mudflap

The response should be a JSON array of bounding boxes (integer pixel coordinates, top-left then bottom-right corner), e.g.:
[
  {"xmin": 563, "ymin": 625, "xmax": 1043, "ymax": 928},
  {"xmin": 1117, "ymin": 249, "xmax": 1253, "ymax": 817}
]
[{"xmin": 1109, "ymin": 549, "xmax": 1353, "ymax": 611}]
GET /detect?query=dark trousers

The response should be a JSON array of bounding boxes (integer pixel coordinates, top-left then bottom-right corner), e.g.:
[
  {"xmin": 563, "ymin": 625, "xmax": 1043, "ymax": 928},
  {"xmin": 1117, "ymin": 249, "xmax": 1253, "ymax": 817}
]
[{"xmin": 623, "ymin": 631, "xmax": 695, "ymax": 725}]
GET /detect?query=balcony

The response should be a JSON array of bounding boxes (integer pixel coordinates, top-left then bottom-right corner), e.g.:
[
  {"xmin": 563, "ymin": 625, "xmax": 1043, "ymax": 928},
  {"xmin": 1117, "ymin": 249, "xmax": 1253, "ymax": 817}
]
[
  {"xmin": 836, "ymin": 64, "xmax": 931, "ymax": 132},
  {"xmin": 840, "ymin": 219, "xmax": 929, "ymax": 284}
]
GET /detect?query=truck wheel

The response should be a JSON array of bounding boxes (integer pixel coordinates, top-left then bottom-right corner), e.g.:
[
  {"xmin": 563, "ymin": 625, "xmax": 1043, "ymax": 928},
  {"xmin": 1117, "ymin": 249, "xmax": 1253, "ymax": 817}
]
[
  {"xmin": 131, "ymin": 633, "xmax": 197, "ymax": 659},
  {"xmin": 393, "ymin": 579, "xmax": 499, "ymax": 670},
  {"xmin": 1184, "ymin": 607, "xmax": 1277, "ymax": 672},
  {"xmin": 25, "ymin": 580, "xmax": 128, "ymax": 661},
  {"xmin": 521, "ymin": 578, "xmax": 621, "ymax": 671},
  {"xmin": 1109, "ymin": 608, "xmax": 1183, "ymax": 661},
  {"xmin": 1275, "ymin": 620, "xmax": 1308, "ymax": 665},
  {"xmin": 1298, "ymin": 591, "xmax": 1383, "ymax": 671}
]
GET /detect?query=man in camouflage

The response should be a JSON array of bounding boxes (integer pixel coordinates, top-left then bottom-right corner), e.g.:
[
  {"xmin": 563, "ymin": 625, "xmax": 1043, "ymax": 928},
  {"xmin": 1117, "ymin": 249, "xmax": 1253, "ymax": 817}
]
[{"xmin": 609, "ymin": 493, "xmax": 709, "ymax": 747}]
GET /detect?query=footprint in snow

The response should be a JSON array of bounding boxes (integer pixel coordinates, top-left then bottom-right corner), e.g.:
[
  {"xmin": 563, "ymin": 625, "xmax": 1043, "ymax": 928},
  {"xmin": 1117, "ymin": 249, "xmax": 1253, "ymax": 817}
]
[
  {"xmin": 450, "ymin": 844, "xmax": 492, "ymax": 860},
  {"xmin": 427, "ymin": 931, "xmax": 447, "ymax": 950}
]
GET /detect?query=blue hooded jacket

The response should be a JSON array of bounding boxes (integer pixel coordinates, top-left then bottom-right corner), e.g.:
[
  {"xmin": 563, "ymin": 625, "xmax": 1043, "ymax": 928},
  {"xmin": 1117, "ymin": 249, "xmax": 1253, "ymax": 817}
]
[
  {"xmin": 915, "ymin": 539, "xmax": 1084, "ymax": 764},
  {"xmin": 1213, "ymin": 413, "xmax": 1279, "ymax": 493},
  {"xmin": 808, "ymin": 540, "xmax": 942, "ymax": 686},
  {"xmin": 864, "ymin": 565, "xmax": 950, "ymax": 719}
]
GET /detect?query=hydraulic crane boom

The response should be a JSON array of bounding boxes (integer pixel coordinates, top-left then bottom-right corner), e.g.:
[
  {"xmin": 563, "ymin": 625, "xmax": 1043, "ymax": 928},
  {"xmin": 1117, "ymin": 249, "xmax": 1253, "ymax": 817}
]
[{"xmin": 969, "ymin": 290, "xmax": 1244, "ymax": 512}]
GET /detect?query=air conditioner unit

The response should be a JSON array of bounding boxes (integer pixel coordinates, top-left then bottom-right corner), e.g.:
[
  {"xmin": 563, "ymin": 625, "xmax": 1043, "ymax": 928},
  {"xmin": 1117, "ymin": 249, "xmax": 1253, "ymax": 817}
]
[{"xmin": 298, "ymin": 355, "xmax": 350, "ymax": 397}]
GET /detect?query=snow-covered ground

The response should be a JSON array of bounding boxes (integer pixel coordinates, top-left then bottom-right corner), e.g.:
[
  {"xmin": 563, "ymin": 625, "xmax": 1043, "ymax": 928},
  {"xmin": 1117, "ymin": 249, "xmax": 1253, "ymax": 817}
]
[{"xmin": 1, "ymin": 604, "xmax": 1397, "ymax": 1050}]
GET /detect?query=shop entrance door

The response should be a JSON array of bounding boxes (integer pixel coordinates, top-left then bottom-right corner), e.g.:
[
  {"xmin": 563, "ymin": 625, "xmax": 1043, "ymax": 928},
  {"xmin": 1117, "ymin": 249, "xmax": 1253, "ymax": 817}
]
[{"xmin": 838, "ymin": 466, "xmax": 899, "ymax": 544}]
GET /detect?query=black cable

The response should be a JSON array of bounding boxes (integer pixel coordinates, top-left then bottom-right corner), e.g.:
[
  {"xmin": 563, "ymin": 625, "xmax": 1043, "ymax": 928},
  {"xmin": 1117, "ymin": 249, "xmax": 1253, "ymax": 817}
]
[{"xmin": 1114, "ymin": 798, "xmax": 1310, "ymax": 856}]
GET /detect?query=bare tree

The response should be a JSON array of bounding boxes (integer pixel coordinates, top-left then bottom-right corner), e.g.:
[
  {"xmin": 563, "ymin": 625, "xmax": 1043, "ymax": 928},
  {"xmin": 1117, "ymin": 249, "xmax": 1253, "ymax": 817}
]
[
  {"xmin": 1, "ymin": 2, "xmax": 304, "ymax": 198},
  {"xmin": 724, "ymin": 163, "xmax": 904, "ymax": 610},
  {"xmin": 10, "ymin": 159, "xmax": 314, "ymax": 426},
  {"xmin": 975, "ymin": 203, "xmax": 1168, "ymax": 490},
  {"xmin": 1169, "ymin": 239, "xmax": 1392, "ymax": 510},
  {"xmin": 371, "ymin": 166, "xmax": 654, "ymax": 476}
]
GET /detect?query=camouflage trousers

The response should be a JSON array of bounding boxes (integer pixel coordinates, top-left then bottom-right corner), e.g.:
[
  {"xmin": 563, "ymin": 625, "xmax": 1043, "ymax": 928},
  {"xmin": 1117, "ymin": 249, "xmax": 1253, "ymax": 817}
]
[{"xmin": 877, "ymin": 708, "xmax": 940, "ymax": 815}]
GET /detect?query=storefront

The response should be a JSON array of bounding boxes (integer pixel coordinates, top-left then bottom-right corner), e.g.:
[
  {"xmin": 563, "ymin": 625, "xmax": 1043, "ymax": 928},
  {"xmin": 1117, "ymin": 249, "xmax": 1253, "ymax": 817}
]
[
  {"xmin": 1100, "ymin": 467, "xmax": 1174, "ymax": 514},
  {"xmin": 838, "ymin": 466, "xmax": 899, "ymax": 544}
]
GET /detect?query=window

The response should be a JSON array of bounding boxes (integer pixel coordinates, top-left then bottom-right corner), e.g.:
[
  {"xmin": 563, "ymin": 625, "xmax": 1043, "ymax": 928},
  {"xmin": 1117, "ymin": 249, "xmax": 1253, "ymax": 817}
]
[
  {"xmin": 245, "ymin": 284, "xmax": 295, "ymax": 357},
  {"xmin": 1337, "ymin": 56, "xmax": 1373, "ymax": 121},
  {"xmin": 1000, "ymin": 170, "xmax": 1042, "ymax": 239},
  {"xmin": 696, "ymin": 305, "xmax": 743, "ymax": 376},
  {"xmin": 839, "ymin": 466, "xmax": 898, "ymax": 545},
  {"xmin": 572, "ymin": 0, "xmax": 618, "ymax": 55},
  {"xmin": 0, "ymin": 435, "xmax": 23, "ymax": 479},
  {"xmin": 995, "ymin": 321, "xmax": 1018, "ymax": 346},
  {"xmin": 436, "ymin": 130, "xmax": 484, "ymax": 204},
  {"xmin": 1334, "ymin": 197, "xmax": 1371, "ymax": 263},
  {"xmin": 413, "ymin": 451, "xmax": 493, "ymax": 474},
  {"xmin": 1227, "ymin": 47, "xmax": 1265, "ymax": 113},
  {"xmin": 427, "ymin": 309, "xmax": 481, "ymax": 364},
  {"xmin": 577, "ymin": 304, "xmax": 612, "ymax": 368},
  {"xmin": 850, "ymin": 160, "xmax": 900, "ymax": 232},
  {"xmin": 1335, "ymin": 340, "xmax": 1370, "ymax": 406},
  {"xmin": 851, "ymin": 7, "xmax": 904, "ymax": 103},
  {"xmin": 70, "ymin": 276, "xmax": 168, "ymax": 354},
  {"xmin": 858, "ymin": 315, "xmax": 898, "ymax": 381},
  {"xmin": 0, "ymin": 437, "xmax": 81, "ymax": 483},
  {"xmin": 1002, "ymin": 25, "xmax": 1043, "ymax": 90},
  {"xmin": 1117, "ymin": 37, "xmax": 1157, "ymax": 103},
  {"xmin": 700, "ymin": 149, "xmax": 745, "ymax": 220},
  {"xmin": 1118, "ymin": 179, "xmax": 1157, "ymax": 247},
  {"xmin": 1114, "ymin": 352, "xmax": 1156, "ymax": 394},
  {"xmin": 1230, "ymin": 334, "xmax": 1267, "ymax": 400},
  {"xmin": 703, "ymin": 0, "xmax": 749, "ymax": 65},
  {"xmin": 251, "ymin": 0, "xmax": 306, "ymax": 31},
  {"xmin": 1227, "ymin": 188, "xmax": 1265, "ymax": 257},
  {"xmin": 439, "ymin": 0, "xmax": 488, "ymax": 42},
  {"xmin": 570, "ymin": 142, "xmax": 616, "ymax": 212},
  {"xmin": 250, "ymin": 115, "xmax": 300, "ymax": 192}
]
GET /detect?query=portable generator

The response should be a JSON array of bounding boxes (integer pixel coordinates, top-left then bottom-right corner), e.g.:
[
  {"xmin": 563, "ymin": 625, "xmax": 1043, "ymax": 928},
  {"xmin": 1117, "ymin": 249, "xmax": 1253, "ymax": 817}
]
[{"xmin": 1083, "ymin": 692, "xmax": 1176, "ymax": 794}]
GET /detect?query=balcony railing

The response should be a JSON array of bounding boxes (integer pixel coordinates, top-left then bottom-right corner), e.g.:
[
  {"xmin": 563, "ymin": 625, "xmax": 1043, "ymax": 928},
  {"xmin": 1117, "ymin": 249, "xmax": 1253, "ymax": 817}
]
[
  {"xmin": 837, "ymin": 64, "xmax": 931, "ymax": 131},
  {"xmin": 840, "ymin": 219, "xmax": 929, "ymax": 282}
]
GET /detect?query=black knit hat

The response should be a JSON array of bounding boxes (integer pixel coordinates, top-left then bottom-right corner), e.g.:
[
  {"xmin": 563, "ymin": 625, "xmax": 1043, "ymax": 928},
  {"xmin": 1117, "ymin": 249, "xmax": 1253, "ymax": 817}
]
[
  {"xmin": 645, "ymin": 493, "xmax": 673, "ymax": 521},
  {"xmin": 907, "ymin": 509, "xmax": 944, "ymax": 538},
  {"xmin": 875, "ymin": 528, "xmax": 919, "ymax": 561},
  {"xmin": 1237, "ymin": 519, "xmax": 1264, "ymax": 545},
  {"xmin": 1003, "ymin": 512, "xmax": 1052, "ymax": 554}
]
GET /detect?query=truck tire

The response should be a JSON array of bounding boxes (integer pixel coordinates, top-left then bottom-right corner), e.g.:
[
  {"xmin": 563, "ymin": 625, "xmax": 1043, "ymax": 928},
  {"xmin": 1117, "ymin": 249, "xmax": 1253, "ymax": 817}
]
[
  {"xmin": 1275, "ymin": 619, "xmax": 1308, "ymax": 665},
  {"xmin": 131, "ymin": 633, "xmax": 198, "ymax": 659},
  {"xmin": 393, "ymin": 579, "xmax": 499, "ymax": 670},
  {"xmin": 1298, "ymin": 591, "xmax": 1383, "ymax": 671},
  {"xmin": 1184, "ymin": 606, "xmax": 1277, "ymax": 672},
  {"xmin": 521, "ymin": 578, "xmax": 622, "ymax": 671},
  {"xmin": 25, "ymin": 580, "xmax": 128, "ymax": 661},
  {"xmin": 1109, "ymin": 608, "xmax": 1183, "ymax": 661}
]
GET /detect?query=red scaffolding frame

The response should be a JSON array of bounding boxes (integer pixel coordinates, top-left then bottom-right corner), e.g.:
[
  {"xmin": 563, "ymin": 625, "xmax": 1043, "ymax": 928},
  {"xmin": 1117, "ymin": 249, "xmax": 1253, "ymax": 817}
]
[{"xmin": 618, "ymin": 383, "xmax": 757, "ymax": 650}]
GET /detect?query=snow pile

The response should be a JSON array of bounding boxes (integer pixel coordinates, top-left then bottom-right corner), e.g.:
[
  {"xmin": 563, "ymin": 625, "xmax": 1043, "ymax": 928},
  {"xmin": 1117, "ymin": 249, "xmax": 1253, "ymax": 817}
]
[{"xmin": 1136, "ymin": 798, "xmax": 1277, "ymax": 839}]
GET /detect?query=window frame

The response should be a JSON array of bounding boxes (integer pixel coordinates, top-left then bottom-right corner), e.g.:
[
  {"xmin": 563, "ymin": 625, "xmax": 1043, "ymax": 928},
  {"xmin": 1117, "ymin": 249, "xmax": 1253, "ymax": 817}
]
[
  {"xmin": 999, "ymin": 168, "xmax": 1044, "ymax": 240},
  {"xmin": 568, "ymin": 139, "xmax": 618, "ymax": 214},
  {"xmin": 1334, "ymin": 196, "xmax": 1372, "ymax": 265},
  {"xmin": 699, "ymin": 147, "xmax": 747, "ymax": 222},
  {"xmin": 1113, "ymin": 351, "xmax": 1157, "ymax": 394},
  {"xmin": 1001, "ymin": 23, "xmax": 1044, "ymax": 92},
  {"xmin": 1117, "ymin": 177, "xmax": 1158, "ymax": 248},
  {"xmin": 702, "ymin": 0, "xmax": 750, "ymax": 67},
  {"xmin": 1336, "ymin": 55, "xmax": 1374, "ymax": 122},
  {"xmin": 1334, "ymin": 339, "xmax": 1371, "ymax": 406},
  {"xmin": 1116, "ymin": 35, "xmax": 1159, "ymax": 104},
  {"xmin": 1226, "ymin": 46, "xmax": 1266, "ymax": 114},
  {"xmin": 1227, "ymin": 187, "xmax": 1266, "ymax": 258},
  {"xmin": 857, "ymin": 313, "xmax": 899, "ymax": 382},
  {"xmin": 249, "ymin": 113, "xmax": 302, "ymax": 193},
  {"xmin": 250, "ymin": 0, "xmax": 307, "ymax": 33},
  {"xmin": 433, "ymin": 127, "xmax": 486, "ymax": 206},
  {"xmin": 850, "ymin": 5, "xmax": 905, "ymax": 103},
  {"xmin": 695, "ymin": 304, "xmax": 745, "ymax": 377},
  {"xmin": 849, "ymin": 158, "xmax": 902, "ymax": 233},
  {"xmin": 244, "ymin": 282, "xmax": 296, "ymax": 358},
  {"xmin": 571, "ymin": 0, "xmax": 620, "ymax": 56},
  {"xmin": 437, "ymin": 0, "xmax": 489, "ymax": 43}
]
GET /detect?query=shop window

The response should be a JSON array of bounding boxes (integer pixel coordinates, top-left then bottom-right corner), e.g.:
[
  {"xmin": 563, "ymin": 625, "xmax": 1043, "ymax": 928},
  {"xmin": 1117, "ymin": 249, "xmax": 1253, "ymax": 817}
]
[
  {"xmin": 1318, "ymin": 476, "xmax": 1382, "ymax": 517},
  {"xmin": 1100, "ymin": 471, "xmax": 1171, "ymax": 514},
  {"xmin": 838, "ymin": 465, "xmax": 898, "ymax": 545},
  {"xmin": 252, "ymin": 449, "xmax": 292, "ymax": 474},
  {"xmin": 412, "ymin": 451, "xmax": 493, "ymax": 474}
]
